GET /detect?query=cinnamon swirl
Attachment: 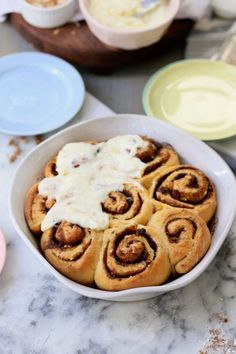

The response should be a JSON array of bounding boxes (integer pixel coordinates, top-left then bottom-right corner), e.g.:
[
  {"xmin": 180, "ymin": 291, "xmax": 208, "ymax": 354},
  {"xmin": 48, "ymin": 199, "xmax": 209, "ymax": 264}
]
[
  {"xmin": 44, "ymin": 157, "xmax": 57, "ymax": 177},
  {"xmin": 94, "ymin": 224, "xmax": 171, "ymax": 291},
  {"xmin": 102, "ymin": 184, "xmax": 153, "ymax": 227},
  {"xmin": 149, "ymin": 209, "xmax": 211, "ymax": 275},
  {"xmin": 41, "ymin": 221, "xmax": 102, "ymax": 285},
  {"xmin": 136, "ymin": 137, "xmax": 180, "ymax": 188},
  {"xmin": 150, "ymin": 165, "xmax": 217, "ymax": 223}
]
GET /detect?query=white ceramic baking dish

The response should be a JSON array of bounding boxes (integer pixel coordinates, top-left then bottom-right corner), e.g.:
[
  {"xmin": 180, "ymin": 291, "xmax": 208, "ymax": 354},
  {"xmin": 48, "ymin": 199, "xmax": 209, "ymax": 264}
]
[{"xmin": 9, "ymin": 115, "xmax": 236, "ymax": 301}]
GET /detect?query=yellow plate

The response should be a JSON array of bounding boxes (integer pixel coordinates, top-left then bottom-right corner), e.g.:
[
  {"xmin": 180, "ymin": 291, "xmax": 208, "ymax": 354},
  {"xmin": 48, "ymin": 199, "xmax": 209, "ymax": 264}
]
[{"xmin": 143, "ymin": 59, "xmax": 236, "ymax": 141}]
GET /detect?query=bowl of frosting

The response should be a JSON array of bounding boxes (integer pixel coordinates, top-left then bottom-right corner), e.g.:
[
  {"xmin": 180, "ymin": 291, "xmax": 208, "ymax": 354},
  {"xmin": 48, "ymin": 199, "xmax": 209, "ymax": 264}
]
[{"xmin": 79, "ymin": 0, "xmax": 180, "ymax": 50}]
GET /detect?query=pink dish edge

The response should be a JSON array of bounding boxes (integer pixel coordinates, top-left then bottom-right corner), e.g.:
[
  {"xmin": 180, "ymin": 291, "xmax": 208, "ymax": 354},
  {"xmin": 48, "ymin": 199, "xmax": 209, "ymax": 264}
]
[{"xmin": 0, "ymin": 230, "xmax": 6, "ymax": 274}]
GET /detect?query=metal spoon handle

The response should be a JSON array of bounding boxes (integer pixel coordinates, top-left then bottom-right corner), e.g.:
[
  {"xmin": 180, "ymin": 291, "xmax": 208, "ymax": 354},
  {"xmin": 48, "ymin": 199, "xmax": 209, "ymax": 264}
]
[{"xmin": 137, "ymin": 0, "xmax": 161, "ymax": 17}]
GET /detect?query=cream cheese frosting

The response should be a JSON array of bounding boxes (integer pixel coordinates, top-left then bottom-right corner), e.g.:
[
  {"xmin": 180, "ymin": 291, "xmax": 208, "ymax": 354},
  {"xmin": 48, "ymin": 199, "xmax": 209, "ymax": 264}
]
[
  {"xmin": 38, "ymin": 135, "xmax": 148, "ymax": 231},
  {"xmin": 87, "ymin": 0, "xmax": 168, "ymax": 30}
]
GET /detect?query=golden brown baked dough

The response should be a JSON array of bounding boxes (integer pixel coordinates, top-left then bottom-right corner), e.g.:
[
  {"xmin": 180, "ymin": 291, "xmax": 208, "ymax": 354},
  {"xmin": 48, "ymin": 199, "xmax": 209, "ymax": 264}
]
[
  {"xmin": 102, "ymin": 184, "xmax": 153, "ymax": 227},
  {"xmin": 149, "ymin": 208, "xmax": 211, "ymax": 275},
  {"xmin": 24, "ymin": 183, "xmax": 55, "ymax": 235},
  {"xmin": 136, "ymin": 137, "xmax": 180, "ymax": 188},
  {"xmin": 44, "ymin": 156, "xmax": 58, "ymax": 177},
  {"xmin": 149, "ymin": 165, "xmax": 217, "ymax": 223},
  {"xmin": 94, "ymin": 224, "xmax": 171, "ymax": 291},
  {"xmin": 41, "ymin": 221, "xmax": 103, "ymax": 285}
]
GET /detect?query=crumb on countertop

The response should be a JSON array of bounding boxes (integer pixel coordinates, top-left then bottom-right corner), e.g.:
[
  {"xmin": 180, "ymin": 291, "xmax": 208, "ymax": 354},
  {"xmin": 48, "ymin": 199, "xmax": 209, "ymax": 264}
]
[
  {"xmin": 8, "ymin": 139, "xmax": 22, "ymax": 163},
  {"xmin": 215, "ymin": 312, "xmax": 228, "ymax": 324},
  {"xmin": 19, "ymin": 136, "xmax": 28, "ymax": 144},
  {"xmin": 199, "ymin": 328, "xmax": 236, "ymax": 354}
]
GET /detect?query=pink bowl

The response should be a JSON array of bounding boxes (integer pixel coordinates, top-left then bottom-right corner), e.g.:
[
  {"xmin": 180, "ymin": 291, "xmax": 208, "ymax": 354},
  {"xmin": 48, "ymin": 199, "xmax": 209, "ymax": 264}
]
[{"xmin": 0, "ymin": 230, "xmax": 6, "ymax": 274}]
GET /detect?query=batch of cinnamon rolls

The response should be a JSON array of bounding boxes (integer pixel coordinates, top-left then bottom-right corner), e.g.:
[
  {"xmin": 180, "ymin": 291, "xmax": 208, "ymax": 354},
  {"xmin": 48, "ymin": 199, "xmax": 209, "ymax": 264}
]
[{"xmin": 25, "ymin": 135, "xmax": 217, "ymax": 291}]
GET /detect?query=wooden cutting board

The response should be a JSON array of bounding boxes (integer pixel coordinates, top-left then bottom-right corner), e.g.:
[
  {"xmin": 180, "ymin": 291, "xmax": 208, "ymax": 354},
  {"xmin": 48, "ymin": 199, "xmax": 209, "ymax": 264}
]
[{"xmin": 10, "ymin": 14, "xmax": 193, "ymax": 72}]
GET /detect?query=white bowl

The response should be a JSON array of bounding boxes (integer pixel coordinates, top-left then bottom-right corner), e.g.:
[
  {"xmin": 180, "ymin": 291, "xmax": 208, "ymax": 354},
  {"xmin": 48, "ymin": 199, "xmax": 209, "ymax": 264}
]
[
  {"xmin": 21, "ymin": 0, "xmax": 77, "ymax": 29},
  {"xmin": 9, "ymin": 115, "xmax": 236, "ymax": 301},
  {"xmin": 212, "ymin": 0, "xmax": 236, "ymax": 19},
  {"xmin": 79, "ymin": 0, "xmax": 180, "ymax": 50}
]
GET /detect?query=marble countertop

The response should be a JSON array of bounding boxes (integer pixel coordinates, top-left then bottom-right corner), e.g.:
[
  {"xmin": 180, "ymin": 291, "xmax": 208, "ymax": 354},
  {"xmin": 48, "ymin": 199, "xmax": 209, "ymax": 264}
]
[{"xmin": 1, "ymin": 93, "xmax": 236, "ymax": 354}]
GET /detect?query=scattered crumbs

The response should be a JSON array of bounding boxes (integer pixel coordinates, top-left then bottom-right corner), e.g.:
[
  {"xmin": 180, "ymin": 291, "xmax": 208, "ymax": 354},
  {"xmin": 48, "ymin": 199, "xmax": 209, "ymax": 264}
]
[
  {"xmin": 8, "ymin": 139, "xmax": 22, "ymax": 163},
  {"xmin": 8, "ymin": 139, "xmax": 17, "ymax": 147},
  {"xmin": 35, "ymin": 135, "xmax": 44, "ymax": 145},
  {"xmin": 19, "ymin": 136, "xmax": 28, "ymax": 144},
  {"xmin": 216, "ymin": 312, "xmax": 228, "ymax": 324},
  {"xmin": 53, "ymin": 28, "xmax": 60, "ymax": 35},
  {"xmin": 199, "ymin": 328, "xmax": 236, "ymax": 354},
  {"xmin": 218, "ymin": 297, "xmax": 224, "ymax": 302}
]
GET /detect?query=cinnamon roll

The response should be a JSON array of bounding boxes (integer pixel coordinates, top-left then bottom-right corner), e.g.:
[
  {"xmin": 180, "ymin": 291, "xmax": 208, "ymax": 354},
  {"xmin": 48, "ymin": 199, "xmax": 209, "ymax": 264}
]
[
  {"xmin": 24, "ymin": 134, "xmax": 218, "ymax": 290},
  {"xmin": 94, "ymin": 224, "xmax": 171, "ymax": 291},
  {"xmin": 24, "ymin": 183, "xmax": 55, "ymax": 235},
  {"xmin": 149, "ymin": 209, "xmax": 211, "ymax": 275},
  {"xmin": 150, "ymin": 165, "xmax": 217, "ymax": 223},
  {"xmin": 102, "ymin": 184, "xmax": 153, "ymax": 227},
  {"xmin": 136, "ymin": 137, "xmax": 180, "ymax": 188},
  {"xmin": 40, "ymin": 221, "xmax": 102, "ymax": 285}
]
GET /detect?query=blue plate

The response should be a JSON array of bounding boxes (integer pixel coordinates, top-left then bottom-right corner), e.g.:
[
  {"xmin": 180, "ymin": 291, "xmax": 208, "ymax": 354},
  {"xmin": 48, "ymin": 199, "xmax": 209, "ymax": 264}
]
[{"xmin": 0, "ymin": 52, "xmax": 85, "ymax": 135}]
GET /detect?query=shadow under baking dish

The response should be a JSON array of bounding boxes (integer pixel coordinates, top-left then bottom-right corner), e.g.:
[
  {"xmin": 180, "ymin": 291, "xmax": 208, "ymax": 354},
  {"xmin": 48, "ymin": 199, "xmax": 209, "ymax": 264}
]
[{"xmin": 9, "ymin": 114, "xmax": 236, "ymax": 301}]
